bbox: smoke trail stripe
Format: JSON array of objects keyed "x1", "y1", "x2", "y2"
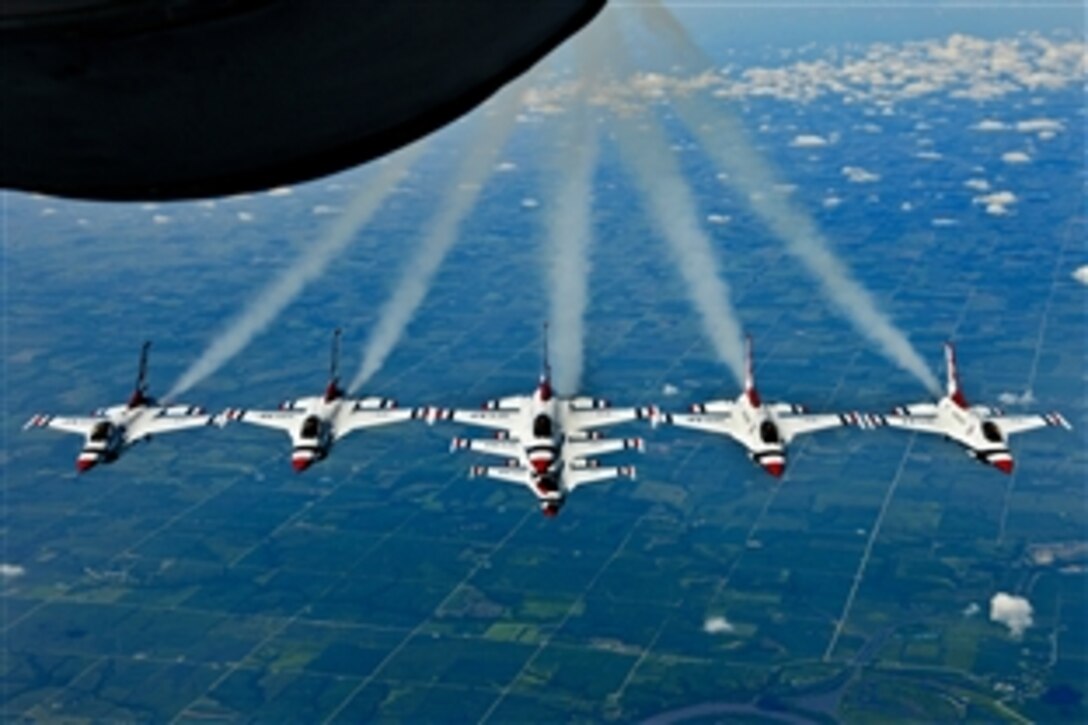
[
  {"x1": 636, "y1": 1, "x2": 941, "y2": 396},
  {"x1": 546, "y1": 94, "x2": 599, "y2": 397},
  {"x1": 166, "y1": 142, "x2": 425, "y2": 400},
  {"x1": 348, "y1": 87, "x2": 524, "y2": 392}
]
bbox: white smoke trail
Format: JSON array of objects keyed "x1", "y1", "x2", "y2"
[
  {"x1": 166, "y1": 143, "x2": 424, "y2": 400},
  {"x1": 613, "y1": 117, "x2": 747, "y2": 384},
  {"x1": 348, "y1": 89, "x2": 522, "y2": 392},
  {"x1": 634, "y1": 2, "x2": 942, "y2": 395},
  {"x1": 597, "y1": 10, "x2": 747, "y2": 384},
  {"x1": 546, "y1": 97, "x2": 599, "y2": 396}
]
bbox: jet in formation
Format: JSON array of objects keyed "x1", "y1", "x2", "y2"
[
  {"x1": 24, "y1": 334, "x2": 1073, "y2": 499},
  {"x1": 654, "y1": 337, "x2": 862, "y2": 478},
  {"x1": 214, "y1": 329, "x2": 423, "y2": 471},
  {"x1": 426, "y1": 333, "x2": 652, "y2": 516},
  {"x1": 23, "y1": 342, "x2": 211, "y2": 472},
  {"x1": 866, "y1": 342, "x2": 1071, "y2": 473}
]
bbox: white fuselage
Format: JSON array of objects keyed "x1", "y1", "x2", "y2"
[
  {"x1": 77, "y1": 401, "x2": 204, "y2": 470},
  {"x1": 919, "y1": 397, "x2": 1012, "y2": 470},
  {"x1": 282, "y1": 394, "x2": 344, "y2": 471},
  {"x1": 692, "y1": 390, "x2": 788, "y2": 476}
]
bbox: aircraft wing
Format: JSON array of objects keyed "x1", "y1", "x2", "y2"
[
  {"x1": 429, "y1": 407, "x2": 521, "y2": 432},
  {"x1": 565, "y1": 437, "x2": 643, "y2": 460},
  {"x1": 127, "y1": 408, "x2": 213, "y2": 442},
  {"x1": 872, "y1": 413, "x2": 945, "y2": 436},
  {"x1": 994, "y1": 412, "x2": 1071, "y2": 437},
  {"x1": 451, "y1": 437, "x2": 522, "y2": 459},
  {"x1": 777, "y1": 412, "x2": 859, "y2": 442},
  {"x1": 334, "y1": 404, "x2": 420, "y2": 439},
  {"x1": 469, "y1": 464, "x2": 531, "y2": 487},
  {"x1": 891, "y1": 402, "x2": 939, "y2": 416},
  {"x1": 659, "y1": 411, "x2": 744, "y2": 444},
  {"x1": 567, "y1": 464, "x2": 636, "y2": 491},
  {"x1": 216, "y1": 408, "x2": 303, "y2": 434},
  {"x1": 23, "y1": 413, "x2": 104, "y2": 436},
  {"x1": 690, "y1": 399, "x2": 736, "y2": 414},
  {"x1": 565, "y1": 405, "x2": 654, "y2": 432}
]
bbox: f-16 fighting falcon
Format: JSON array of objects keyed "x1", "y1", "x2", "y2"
[
  {"x1": 24, "y1": 342, "x2": 211, "y2": 472},
  {"x1": 867, "y1": 342, "x2": 1071, "y2": 473},
  {"x1": 428, "y1": 329, "x2": 652, "y2": 516},
  {"x1": 215, "y1": 330, "x2": 423, "y2": 472},
  {"x1": 655, "y1": 336, "x2": 861, "y2": 478}
]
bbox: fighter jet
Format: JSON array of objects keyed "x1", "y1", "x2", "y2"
[
  {"x1": 466, "y1": 457, "x2": 638, "y2": 518},
  {"x1": 866, "y1": 342, "x2": 1071, "y2": 473},
  {"x1": 427, "y1": 328, "x2": 652, "y2": 515},
  {"x1": 215, "y1": 330, "x2": 423, "y2": 471},
  {"x1": 654, "y1": 337, "x2": 860, "y2": 478},
  {"x1": 24, "y1": 342, "x2": 211, "y2": 472}
]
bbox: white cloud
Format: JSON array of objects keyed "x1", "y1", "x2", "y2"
[
  {"x1": 662, "y1": 383, "x2": 679, "y2": 397},
  {"x1": 152, "y1": 214, "x2": 171, "y2": 225},
  {"x1": 236, "y1": 211, "x2": 255, "y2": 222},
  {"x1": 707, "y1": 214, "x2": 731, "y2": 225},
  {"x1": 980, "y1": 191, "x2": 1016, "y2": 204},
  {"x1": 964, "y1": 178, "x2": 991, "y2": 192},
  {"x1": 974, "y1": 191, "x2": 1017, "y2": 216},
  {"x1": 1072, "y1": 265, "x2": 1088, "y2": 286},
  {"x1": 495, "y1": 161, "x2": 517, "y2": 172},
  {"x1": 703, "y1": 616, "x2": 735, "y2": 634},
  {"x1": 1001, "y1": 151, "x2": 1032, "y2": 164},
  {"x1": 41, "y1": 207, "x2": 57, "y2": 216},
  {"x1": 971, "y1": 119, "x2": 1009, "y2": 132},
  {"x1": 311, "y1": 205, "x2": 338, "y2": 216},
  {"x1": 1037, "y1": 130, "x2": 1057, "y2": 141},
  {"x1": 963, "y1": 602, "x2": 980, "y2": 617},
  {"x1": 900, "y1": 202, "x2": 914, "y2": 212},
  {"x1": 0, "y1": 563, "x2": 25, "y2": 578},
  {"x1": 790, "y1": 134, "x2": 829, "y2": 148},
  {"x1": 932, "y1": 218, "x2": 959, "y2": 227},
  {"x1": 198, "y1": 200, "x2": 217, "y2": 209},
  {"x1": 990, "y1": 592, "x2": 1033, "y2": 638},
  {"x1": 521, "y1": 198, "x2": 540, "y2": 209},
  {"x1": 998, "y1": 390, "x2": 1036, "y2": 406},
  {"x1": 525, "y1": 34, "x2": 1087, "y2": 113},
  {"x1": 823, "y1": 196, "x2": 843, "y2": 209},
  {"x1": 842, "y1": 166, "x2": 880, "y2": 183},
  {"x1": 915, "y1": 151, "x2": 943, "y2": 160},
  {"x1": 267, "y1": 186, "x2": 293, "y2": 197},
  {"x1": 1015, "y1": 118, "x2": 1063, "y2": 134}
]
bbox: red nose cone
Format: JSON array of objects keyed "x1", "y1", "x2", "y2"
[
  {"x1": 763, "y1": 462, "x2": 784, "y2": 478},
  {"x1": 76, "y1": 459, "x2": 96, "y2": 473},
  {"x1": 292, "y1": 457, "x2": 312, "y2": 473},
  {"x1": 993, "y1": 459, "x2": 1014, "y2": 474},
  {"x1": 530, "y1": 458, "x2": 551, "y2": 474},
  {"x1": 541, "y1": 504, "x2": 559, "y2": 518}
]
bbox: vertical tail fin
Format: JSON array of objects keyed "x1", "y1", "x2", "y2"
[
  {"x1": 944, "y1": 341, "x2": 967, "y2": 408},
  {"x1": 541, "y1": 321, "x2": 551, "y2": 382},
  {"x1": 537, "y1": 322, "x2": 553, "y2": 401},
  {"x1": 128, "y1": 341, "x2": 152, "y2": 407},
  {"x1": 136, "y1": 341, "x2": 150, "y2": 393},
  {"x1": 330, "y1": 328, "x2": 342, "y2": 384},
  {"x1": 324, "y1": 329, "x2": 343, "y2": 401},
  {"x1": 744, "y1": 334, "x2": 761, "y2": 407}
]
